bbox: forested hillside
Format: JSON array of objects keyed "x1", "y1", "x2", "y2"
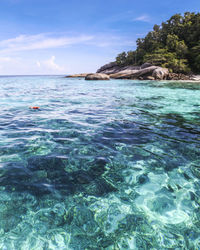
[{"x1": 116, "y1": 12, "x2": 200, "y2": 74}]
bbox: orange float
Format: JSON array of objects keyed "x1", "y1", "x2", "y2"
[{"x1": 29, "y1": 106, "x2": 40, "y2": 110}]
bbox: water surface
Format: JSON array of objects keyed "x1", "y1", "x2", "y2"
[{"x1": 0, "y1": 76, "x2": 200, "y2": 249}]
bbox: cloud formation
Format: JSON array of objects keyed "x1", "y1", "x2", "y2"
[
  {"x1": 36, "y1": 56, "x2": 64, "y2": 73},
  {"x1": 134, "y1": 15, "x2": 151, "y2": 22},
  {"x1": 0, "y1": 34, "x2": 94, "y2": 54},
  {"x1": 0, "y1": 33, "x2": 137, "y2": 74},
  {"x1": 0, "y1": 32, "x2": 136, "y2": 55}
]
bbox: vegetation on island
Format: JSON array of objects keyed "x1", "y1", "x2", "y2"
[{"x1": 116, "y1": 12, "x2": 200, "y2": 74}]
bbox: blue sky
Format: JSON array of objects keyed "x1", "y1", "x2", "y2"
[{"x1": 0, "y1": 0, "x2": 199, "y2": 75}]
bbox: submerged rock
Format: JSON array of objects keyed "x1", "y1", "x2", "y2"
[{"x1": 85, "y1": 73, "x2": 110, "y2": 80}]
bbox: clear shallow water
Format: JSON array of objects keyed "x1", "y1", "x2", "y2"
[{"x1": 0, "y1": 76, "x2": 200, "y2": 249}]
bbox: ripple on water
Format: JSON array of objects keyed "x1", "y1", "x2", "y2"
[{"x1": 0, "y1": 76, "x2": 200, "y2": 249}]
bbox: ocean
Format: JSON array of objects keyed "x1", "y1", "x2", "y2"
[{"x1": 0, "y1": 75, "x2": 200, "y2": 249}]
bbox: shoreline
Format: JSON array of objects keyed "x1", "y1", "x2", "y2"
[
  {"x1": 65, "y1": 74, "x2": 200, "y2": 83},
  {"x1": 65, "y1": 62, "x2": 200, "y2": 82}
]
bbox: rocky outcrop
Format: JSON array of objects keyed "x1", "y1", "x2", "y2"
[
  {"x1": 65, "y1": 73, "x2": 92, "y2": 78},
  {"x1": 85, "y1": 73, "x2": 110, "y2": 80},
  {"x1": 96, "y1": 62, "x2": 118, "y2": 74},
  {"x1": 110, "y1": 66, "x2": 156, "y2": 79},
  {"x1": 190, "y1": 75, "x2": 200, "y2": 81},
  {"x1": 108, "y1": 69, "x2": 139, "y2": 79},
  {"x1": 110, "y1": 66, "x2": 168, "y2": 80},
  {"x1": 167, "y1": 73, "x2": 191, "y2": 80},
  {"x1": 96, "y1": 62, "x2": 170, "y2": 80},
  {"x1": 65, "y1": 62, "x2": 197, "y2": 81},
  {"x1": 97, "y1": 62, "x2": 140, "y2": 75},
  {"x1": 152, "y1": 68, "x2": 169, "y2": 80},
  {"x1": 140, "y1": 63, "x2": 152, "y2": 69}
]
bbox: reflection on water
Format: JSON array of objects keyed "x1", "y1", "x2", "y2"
[{"x1": 0, "y1": 76, "x2": 200, "y2": 249}]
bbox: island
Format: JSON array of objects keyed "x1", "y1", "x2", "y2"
[{"x1": 66, "y1": 12, "x2": 200, "y2": 81}]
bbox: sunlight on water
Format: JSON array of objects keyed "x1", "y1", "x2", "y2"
[{"x1": 0, "y1": 76, "x2": 200, "y2": 249}]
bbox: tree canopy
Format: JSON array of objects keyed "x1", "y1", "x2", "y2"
[{"x1": 115, "y1": 12, "x2": 200, "y2": 73}]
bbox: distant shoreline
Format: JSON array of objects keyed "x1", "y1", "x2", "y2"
[{"x1": 0, "y1": 74, "x2": 199, "y2": 83}]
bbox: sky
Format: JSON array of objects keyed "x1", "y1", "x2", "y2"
[{"x1": 0, "y1": 0, "x2": 199, "y2": 75}]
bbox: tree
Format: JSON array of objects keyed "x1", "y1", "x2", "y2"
[
  {"x1": 116, "y1": 52, "x2": 127, "y2": 65},
  {"x1": 191, "y1": 43, "x2": 200, "y2": 72},
  {"x1": 114, "y1": 12, "x2": 200, "y2": 73},
  {"x1": 166, "y1": 34, "x2": 188, "y2": 58}
]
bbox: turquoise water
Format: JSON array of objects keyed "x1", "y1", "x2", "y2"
[{"x1": 0, "y1": 76, "x2": 200, "y2": 249}]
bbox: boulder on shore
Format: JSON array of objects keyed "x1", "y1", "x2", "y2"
[
  {"x1": 152, "y1": 68, "x2": 169, "y2": 80},
  {"x1": 96, "y1": 62, "x2": 118, "y2": 74},
  {"x1": 97, "y1": 62, "x2": 140, "y2": 75},
  {"x1": 85, "y1": 73, "x2": 110, "y2": 80}
]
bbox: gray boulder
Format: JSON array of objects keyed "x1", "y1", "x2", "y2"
[
  {"x1": 152, "y1": 68, "x2": 169, "y2": 80},
  {"x1": 112, "y1": 66, "x2": 158, "y2": 79},
  {"x1": 96, "y1": 62, "x2": 118, "y2": 73},
  {"x1": 85, "y1": 73, "x2": 110, "y2": 80},
  {"x1": 97, "y1": 62, "x2": 140, "y2": 75},
  {"x1": 110, "y1": 66, "x2": 169, "y2": 80}
]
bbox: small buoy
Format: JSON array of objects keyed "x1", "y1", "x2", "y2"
[{"x1": 29, "y1": 106, "x2": 40, "y2": 110}]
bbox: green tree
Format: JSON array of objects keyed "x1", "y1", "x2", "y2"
[
  {"x1": 116, "y1": 52, "x2": 127, "y2": 66},
  {"x1": 191, "y1": 43, "x2": 200, "y2": 72},
  {"x1": 114, "y1": 12, "x2": 200, "y2": 73}
]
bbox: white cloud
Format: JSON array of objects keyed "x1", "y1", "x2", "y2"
[
  {"x1": 36, "y1": 56, "x2": 64, "y2": 73},
  {"x1": 0, "y1": 32, "x2": 137, "y2": 75},
  {"x1": 0, "y1": 32, "x2": 137, "y2": 55},
  {"x1": 0, "y1": 34, "x2": 94, "y2": 54},
  {"x1": 134, "y1": 15, "x2": 151, "y2": 22}
]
